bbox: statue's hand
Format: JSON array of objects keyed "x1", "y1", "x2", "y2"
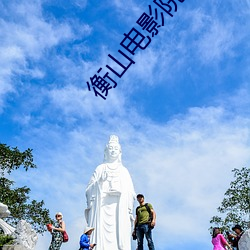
[
  {"x1": 129, "y1": 213, "x2": 135, "y2": 222},
  {"x1": 86, "y1": 195, "x2": 95, "y2": 209},
  {"x1": 88, "y1": 201, "x2": 93, "y2": 208},
  {"x1": 101, "y1": 171, "x2": 108, "y2": 181}
]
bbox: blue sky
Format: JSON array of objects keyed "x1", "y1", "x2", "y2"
[{"x1": 1, "y1": 0, "x2": 250, "y2": 249}]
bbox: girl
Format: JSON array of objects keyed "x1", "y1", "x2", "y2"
[{"x1": 212, "y1": 227, "x2": 232, "y2": 250}]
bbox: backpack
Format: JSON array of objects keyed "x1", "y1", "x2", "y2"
[{"x1": 136, "y1": 203, "x2": 154, "y2": 229}]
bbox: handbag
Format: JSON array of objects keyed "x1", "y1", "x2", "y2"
[
  {"x1": 62, "y1": 231, "x2": 69, "y2": 242},
  {"x1": 46, "y1": 224, "x2": 52, "y2": 232}
]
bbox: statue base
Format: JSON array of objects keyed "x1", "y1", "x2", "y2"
[{"x1": 1, "y1": 245, "x2": 26, "y2": 250}]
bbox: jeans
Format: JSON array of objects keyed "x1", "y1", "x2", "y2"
[{"x1": 136, "y1": 223, "x2": 155, "y2": 250}]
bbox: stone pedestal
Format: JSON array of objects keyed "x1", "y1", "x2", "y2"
[{"x1": 2, "y1": 246, "x2": 26, "y2": 250}]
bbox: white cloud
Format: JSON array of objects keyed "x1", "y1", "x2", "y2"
[
  {"x1": 188, "y1": 8, "x2": 210, "y2": 33},
  {"x1": 123, "y1": 48, "x2": 164, "y2": 87},
  {"x1": 197, "y1": 20, "x2": 235, "y2": 62},
  {"x1": 111, "y1": 0, "x2": 144, "y2": 23},
  {"x1": 73, "y1": 0, "x2": 88, "y2": 9},
  {"x1": 2, "y1": 1, "x2": 250, "y2": 250},
  {"x1": 48, "y1": 84, "x2": 127, "y2": 120},
  {"x1": 10, "y1": 91, "x2": 250, "y2": 249},
  {"x1": 177, "y1": 2, "x2": 249, "y2": 65},
  {"x1": 1, "y1": 2, "x2": 73, "y2": 58},
  {"x1": 0, "y1": 1, "x2": 78, "y2": 111}
]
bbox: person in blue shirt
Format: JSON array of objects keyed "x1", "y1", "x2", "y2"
[{"x1": 79, "y1": 227, "x2": 96, "y2": 250}]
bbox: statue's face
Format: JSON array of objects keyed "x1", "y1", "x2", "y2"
[{"x1": 107, "y1": 142, "x2": 121, "y2": 160}]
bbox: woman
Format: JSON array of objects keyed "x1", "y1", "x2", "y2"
[
  {"x1": 49, "y1": 212, "x2": 66, "y2": 250},
  {"x1": 79, "y1": 227, "x2": 96, "y2": 250},
  {"x1": 212, "y1": 227, "x2": 232, "y2": 250}
]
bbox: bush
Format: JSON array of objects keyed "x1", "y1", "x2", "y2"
[{"x1": 0, "y1": 234, "x2": 14, "y2": 247}]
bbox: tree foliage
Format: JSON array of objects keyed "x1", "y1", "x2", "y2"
[
  {"x1": 0, "y1": 143, "x2": 52, "y2": 233},
  {"x1": 0, "y1": 234, "x2": 14, "y2": 246},
  {"x1": 0, "y1": 144, "x2": 36, "y2": 175},
  {"x1": 210, "y1": 167, "x2": 250, "y2": 232}
]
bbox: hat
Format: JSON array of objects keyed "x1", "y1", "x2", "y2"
[
  {"x1": 84, "y1": 227, "x2": 94, "y2": 234},
  {"x1": 232, "y1": 225, "x2": 243, "y2": 231},
  {"x1": 55, "y1": 212, "x2": 63, "y2": 218},
  {"x1": 136, "y1": 194, "x2": 144, "y2": 198}
]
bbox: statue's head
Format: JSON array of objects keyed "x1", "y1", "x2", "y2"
[
  {"x1": 0, "y1": 202, "x2": 10, "y2": 218},
  {"x1": 104, "y1": 135, "x2": 122, "y2": 163}
]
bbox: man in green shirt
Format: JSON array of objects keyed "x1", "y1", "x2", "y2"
[{"x1": 133, "y1": 194, "x2": 156, "y2": 250}]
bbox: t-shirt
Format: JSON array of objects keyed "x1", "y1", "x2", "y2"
[{"x1": 136, "y1": 203, "x2": 153, "y2": 225}]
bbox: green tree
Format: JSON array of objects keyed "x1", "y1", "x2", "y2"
[
  {"x1": 210, "y1": 167, "x2": 250, "y2": 232},
  {"x1": 0, "y1": 143, "x2": 52, "y2": 233}
]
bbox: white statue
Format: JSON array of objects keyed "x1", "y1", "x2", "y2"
[
  {"x1": 0, "y1": 202, "x2": 11, "y2": 218},
  {"x1": 85, "y1": 135, "x2": 136, "y2": 250},
  {"x1": 0, "y1": 203, "x2": 38, "y2": 250},
  {"x1": 0, "y1": 202, "x2": 15, "y2": 235},
  {"x1": 239, "y1": 229, "x2": 250, "y2": 250},
  {"x1": 13, "y1": 220, "x2": 38, "y2": 250}
]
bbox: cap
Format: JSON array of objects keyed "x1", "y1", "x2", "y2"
[
  {"x1": 232, "y1": 225, "x2": 243, "y2": 231},
  {"x1": 136, "y1": 194, "x2": 144, "y2": 198}
]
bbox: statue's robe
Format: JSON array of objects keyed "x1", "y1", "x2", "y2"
[
  {"x1": 239, "y1": 229, "x2": 250, "y2": 250},
  {"x1": 85, "y1": 163, "x2": 135, "y2": 250}
]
